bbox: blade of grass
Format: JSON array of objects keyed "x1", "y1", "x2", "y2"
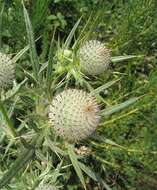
[
  {"x1": 67, "y1": 143, "x2": 87, "y2": 190},
  {"x1": 22, "y1": 0, "x2": 40, "y2": 81}
]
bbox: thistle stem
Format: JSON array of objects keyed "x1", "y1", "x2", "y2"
[{"x1": 0, "y1": 100, "x2": 17, "y2": 138}]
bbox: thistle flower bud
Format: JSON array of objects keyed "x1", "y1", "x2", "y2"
[
  {"x1": 79, "y1": 40, "x2": 110, "y2": 75},
  {"x1": 0, "y1": 52, "x2": 15, "y2": 90},
  {"x1": 49, "y1": 89, "x2": 100, "y2": 142}
]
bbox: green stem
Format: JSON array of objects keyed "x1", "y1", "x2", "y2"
[{"x1": 0, "y1": 100, "x2": 17, "y2": 138}]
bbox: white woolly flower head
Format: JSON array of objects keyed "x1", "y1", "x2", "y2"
[
  {"x1": 0, "y1": 52, "x2": 15, "y2": 90},
  {"x1": 49, "y1": 89, "x2": 100, "y2": 142},
  {"x1": 79, "y1": 40, "x2": 110, "y2": 75}
]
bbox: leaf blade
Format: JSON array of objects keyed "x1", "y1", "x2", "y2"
[
  {"x1": 67, "y1": 144, "x2": 86, "y2": 190},
  {"x1": 101, "y1": 97, "x2": 139, "y2": 116},
  {"x1": 22, "y1": 0, "x2": 40, "y2": 81}
]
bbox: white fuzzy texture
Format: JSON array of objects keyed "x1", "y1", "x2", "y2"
[
  {"x1": 0, "y1": 52, "x2": 15, "y2": 90},
  {"x1": 79, "y1": 40, "x2": 110, "y2": 75},
  {"x1": 49, "y1": 89, "x2": 100, "y2": 142}
]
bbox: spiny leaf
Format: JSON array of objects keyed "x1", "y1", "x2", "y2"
[
  {"x1": 67, "y1": 144, "x2": 86, "y2": 190},
  {"x1": 22, "y1": 0, "x2": 40, "y2": 81},
  {"x1": 90, "y1": 78, "x2": 120, "y2": 95},
  {"x1": 64, "y1": 17, "x2": 82, "y2": 49},
  {"x1": 111, "y1": 55, "x2": 142, "y2": 63},
  {"x1": 12, "y1": 37, "x2": 41, "y2": 63},
  {"x1": 0, "y1": 148, "x2": 35, "y2": 189},
  {"x1": 2, "y1": 78, "x2": 27, "y2": 101},
  {"x1": 0, "y1": 100, "x2": 17, "y2": 138},
  {"x1": 79, "y1": 162, "x2": 98, "y2": 181},
  {"x1": 103, "y1": 138, "x2": 125, "y2": 149},
  {"x1": 0, "y1": 2, "x2": 4, "y2": 49},
  {"x1": 101, "y1": 97, "x2": 139, "y2": 116},
  {"x1": 46, "y1": 28, "x2": 56, "y2": 96}
]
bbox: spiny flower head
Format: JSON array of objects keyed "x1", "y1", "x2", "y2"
[
  {"x1": 0, "y1": 52, "x2": 15, "y2": 90},
  {"x1": 49, "y1": 89, "x2": 100, "y2": 142},
  {"x1": 79, "y1": 40, "x2": 110, "y2": 75}
]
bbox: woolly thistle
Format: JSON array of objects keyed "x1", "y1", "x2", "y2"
[
  {"x1": 49, "y1": 89, "x2": 100, "y2": 142},
  {"x1": 79, "y1": 40, "x2": 110, "y2": 75},
  {"x1": 0, "y1": 52, "x2": 15, "y2": 90}
]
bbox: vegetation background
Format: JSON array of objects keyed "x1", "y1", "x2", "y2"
[{"x1": 0, "y1": 0, "x2": 157, "y2": 189}]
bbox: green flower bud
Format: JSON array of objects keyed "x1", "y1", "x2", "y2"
[
  {"x1": 49, "y1": 89, "x2": 100, "y2": 143},
  {"x1": 79, "y1": 40, "x2": 110, "y2": 75}
]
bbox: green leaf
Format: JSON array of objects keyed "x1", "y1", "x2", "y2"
[
  {"x1": 90, "y1": 78, "x2": 120, "y2": 96},
  {"x1": 79, "y1": 162, "x2": 98, "y2": 181},
  {"x1": 22, "y1": 0, "x2": 40, "y2": 81},
  {"x1": 0, "y1": 100, "x2": 17, "y2": 138},
  {"x1": 0, "y1": 2, "x2": 4, "y2": 49},
  {"x1": 31, "y1": 0, "x2": 49, "y2": 30},
  {"x1": 101, "y1": 180, "x2": 112, "y2": 190},
  {"x1": 67, "y1": 144, "x2": 86, "y2": 190},
  {"x1": 0, "y1": 148, "x2": 35, "y2": 189},
  {"x1": 111, "y1": 55, "x2": 142, "y2": 63},
  {"x1": 103, "y1": 138, "x2": 125, "y2": 149},
  {"x1": 101, "y1": 97, "x2": 139, "y2": 116},
  {"x1": 44, "y1": 137, "x2": 67, "y2": 157},
  {"x1": 2, "y1": 78, "x2": 27, "y2": 101},
  {"x1": 64, "y1": 17, "x2": 82, "y2": 49},
  {"x1": 79, "y1": 162, "x2": 112, "y2": 190},
  {"x1": 12, "y1": 37, "x2": 41, "y2": 63},
  {"x1": 46, "y1": 28, "x2": 56, "y2": 97}
]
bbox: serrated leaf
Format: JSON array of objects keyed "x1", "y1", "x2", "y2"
[
  {"x1": 67, "y1": 144, "x2": 86, "y2": 190},
  {"x1": 101, "y1": 97, "x2": 139, "y2": 116}
]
